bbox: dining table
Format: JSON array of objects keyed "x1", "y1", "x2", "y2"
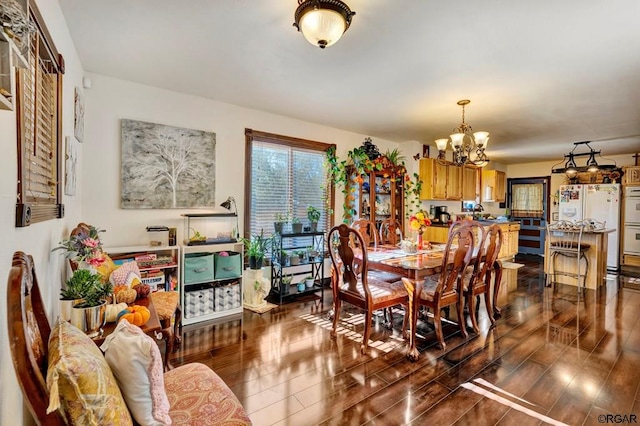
[{"x1": 359, "y1": 244, "x2": 503, "y2": 361}]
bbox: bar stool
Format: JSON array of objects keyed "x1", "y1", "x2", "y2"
[{"x1": 546, "y1": 220, "x2": 590, "y2": 293}]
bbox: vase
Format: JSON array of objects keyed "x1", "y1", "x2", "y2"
[
  {"x1": 70, "y1": 300, "x2": 106, "y2": 338},
  {"x1": 417, "y1": 233, "x2": 423, "y2": 251},
  {"x1": 60, "y1": 298, "x2": 83, "y2": 322}
]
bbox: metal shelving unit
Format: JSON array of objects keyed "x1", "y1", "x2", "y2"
[{"x1": 269, "y1": 231, "x2": 325, "y2": 304}]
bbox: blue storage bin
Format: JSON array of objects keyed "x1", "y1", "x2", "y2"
[
  {"x1": 214, "y1": 251, "x2": 241, "y2": 279},
  {"x1": 184, "y1": 253, "x2": 214, "y2": 284}
]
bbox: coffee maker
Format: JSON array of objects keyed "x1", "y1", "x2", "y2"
[{"x1": 434, "y1": 206, "x2": 450, "y2": 224}]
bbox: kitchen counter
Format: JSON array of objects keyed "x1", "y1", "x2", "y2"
[{"x1": 544, "y1": 228, "x2": 613, "y2": 289}]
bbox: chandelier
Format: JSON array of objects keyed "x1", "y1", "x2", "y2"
[
  {"x1": 293, "y1": 0, "x2": 356, "y2": 49},
  {"x1": 434, "y1": 100, "x2": 490, "y2": 167},
  {"x1": 551, "y1": 141, "x2": 618, "y2": 176}
]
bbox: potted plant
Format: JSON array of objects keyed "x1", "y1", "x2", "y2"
[
  {"x1": 304, "y1": 275, "x2": 315, "y2": 288},
  {"x1": 291, "y1": 217, "x2": 303, "y2": 233},
  {"x1": 289, "y1": 250, "x2": 300, "y2": 265},
  {"x1": 279, "y1": 249, "x2": 290, "y2": 266},
  {"x1": 274, "y1": 212, "x2": 288, "y2": 234},
  {"x1": 307, "y1": 205, "x2": 321, "y2": 232},
  {"x1": 52, "y1": 223, "x2": 107, "y2": 270},
  {"x1": 241, "y1": 230, "x2": 272, "y2": 270},
  {"x1": 281, "y1": 274, "x2": 292, "y2": 294},
  {"x1": 66, "y1": 269, "x2": 113, "y2": 337}
]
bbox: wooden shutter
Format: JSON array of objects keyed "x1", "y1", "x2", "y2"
[{"x1": 15, "y1": 2, "x2": 64, "y2": 227}]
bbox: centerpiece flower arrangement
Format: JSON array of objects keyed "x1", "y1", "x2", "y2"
[
  {"x1": 409, "y1": 210, "x2": 431, "y2": 250},
  {"x1": 53, "y1": 223, "x2": 107, "y2": 268}
]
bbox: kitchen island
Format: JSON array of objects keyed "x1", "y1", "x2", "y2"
[
  {"x1": 422, "y1": 220, "x2": 521, "y2": 261},
  {"x1": 544, "y1": 228, "x2": 613, "y2": 290}
]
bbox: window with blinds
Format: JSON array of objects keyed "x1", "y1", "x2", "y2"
[
  {"x1": 15, "y1": 1, "x2": 64, "y2": 227},
  {"x1": 244, "y1": 129, "x2": 335, "y2": 244}
]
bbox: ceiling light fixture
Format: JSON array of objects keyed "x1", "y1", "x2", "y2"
[
  {"x1": 293, "y1": 0, "x2": 356, "y2": 49},
  {"x1": 551, "y1": 141, "x2": 618, "y2": 177},
  {"x1": 434, "y1": 100, "x2": 490, "y2": 167}
]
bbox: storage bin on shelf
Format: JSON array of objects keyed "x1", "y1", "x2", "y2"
[
  {"x1": 214, "y1": 251, "x2": 241, "y2": 279},
  {"x1": 183, "y1": 253, "x2": 215, "y2": 284}
]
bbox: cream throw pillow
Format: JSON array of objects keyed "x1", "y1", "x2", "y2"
[{"x1": 101, "y1": 320, "x2": 171, "y2": 425}]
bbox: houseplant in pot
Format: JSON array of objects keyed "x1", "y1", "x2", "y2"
[
  {"x1": 291, "y1": 217, "x2": 303, "y2": 233},
  {"x1": 52, "y1": 223, "x2": 107, "y2": 271},
  {"x1": 241, "y1": 230, "x2": 272, "y2": 270},
  {"x1": 307, "y1": 205, "x2": 321, "y2": 232},
  {"x1": 274, "y1": 212, "x2": 288, "y2": 234},
  {"x1": 66, "y1": 269, "x2": 113, "y2": 337}
]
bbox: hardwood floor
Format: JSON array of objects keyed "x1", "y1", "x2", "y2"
[{"x1": 169, "y1": 255, "x2": 640, "y2": 425}]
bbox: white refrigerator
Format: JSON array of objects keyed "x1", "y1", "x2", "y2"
[{"x1": 558, "y1": 183, "x2": 621, "y2": 270}]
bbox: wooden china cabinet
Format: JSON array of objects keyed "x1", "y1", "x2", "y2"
[{"x1": 344, "y1": 166, "x2": 405, "y2": 235}]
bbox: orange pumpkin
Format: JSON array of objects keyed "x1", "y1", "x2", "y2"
[{"x1": 117, "y1": 305, "x2": 151, "y2": 326}]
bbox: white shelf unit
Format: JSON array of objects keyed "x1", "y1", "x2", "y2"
[
  {"x1": 104, "y1": 245, "x2": 180, "y2": 292},
  {"x1": 180, "y1": 242, "x2": 244, "y2": 325}
]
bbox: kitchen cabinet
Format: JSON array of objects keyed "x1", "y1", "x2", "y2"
[
  {"x1": 423, "y1": 226, "x2": 449, "y2": 244},
  {"x1": 419, "y1": 158, "x2": 462, "y2": 201},
  {"x1": 623, "y1": 166, "x2": 640, "y2": 186},
  {"x1": 345, "y1": 166, "x2": 404, "y2": 234},
  {"x1": 482, "y1": 170, "x2": 506, "y2": 203},
  {"x1": 461, "y1": 166, "x2": 479, "y2": 200}
]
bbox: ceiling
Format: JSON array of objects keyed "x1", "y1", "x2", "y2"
[{"x1": 58, "y1": 0, "x2": 640, "y2": 165}]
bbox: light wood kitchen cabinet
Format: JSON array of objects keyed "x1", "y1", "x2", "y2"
[
  {"x1": 419, "y1": 158, "x2": 462, "y2": 201},
  {"x1": 423, "y1": 226, "x2": 448, "y2": 244},
  {"x1": 446, "y1": 165, "x2": 463, "y2": 200},
  {"x1": 623, "y1": 166, "x2": 640, "y2": 185},
  {"x1": 482, "y1": 170, "x2": 506, "y2": 203},
  {"x1": 461, "y1": 166, "x2": 479, "y2": 200}
]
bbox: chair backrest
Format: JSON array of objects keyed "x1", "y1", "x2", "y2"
[
  {"x1": 7, "y1": 251, "x2": 66, "y2": 425},
  {"x1": 473, "y1": 224, "x2": 503, "y2": 287},
  {"x1": 437, "y1": 222, "x2": 475, "y2": 295},
  {"x1": 328, "y1": 224, "x2": 373, "y2": 301},
  {"x1": 546, "y1": 220, "x2": 586, "y2": 253},
  {"x1": 379, "y1": 218, "x2": 403, "y2": 246},
  {"x1": 350, "y1": 219, "x2": 379, "y2": 248}
]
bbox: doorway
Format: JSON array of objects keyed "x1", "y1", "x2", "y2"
[{"x1": 507, "y1": 177, "x2": 550, "y2": 255}]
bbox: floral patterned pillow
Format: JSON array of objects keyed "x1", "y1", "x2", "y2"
[{"x1": 46, "y1": 318, "x2": 132, "y2": 425}]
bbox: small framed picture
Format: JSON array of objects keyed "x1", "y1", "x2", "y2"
[{"x1": 422, "y1": 144, "x2": 430, "y2": 158}]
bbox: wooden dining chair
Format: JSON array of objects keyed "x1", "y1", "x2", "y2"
[
  {"x1": 379, "y1": 218, "x2": 403, "y2": 246},
  {"x1": 402, "y1": 222, "x2": 475, "y2": 354},
  {"x1": 463, "y1": 223, "x2": 503, "y2": 333},
  {"x1": 328, "y1": 224, "x2": 409, "y2": 354},
  {"x1": 350, "y1": 219, "x2": 380, "y2": 248}
]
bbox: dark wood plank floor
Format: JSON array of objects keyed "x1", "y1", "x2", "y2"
[{"x1": 169, "y1": 255, "x2": 640, "y2": 426}]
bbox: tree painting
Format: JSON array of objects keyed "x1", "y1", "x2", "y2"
[{"x1": 121, "y1": 119, "x2": 216, "y2": 208}]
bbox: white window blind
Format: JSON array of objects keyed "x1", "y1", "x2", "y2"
[{"x1": 245, "y1": 130, "x2": 334, "y2": 241}]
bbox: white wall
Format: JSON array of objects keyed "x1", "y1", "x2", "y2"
[
  {"x1": 0, "y1": 1, "x2": 86, "y2": 425},
  {"x1": 80, "y1": 74, "x2": 401, "y2": 247}
]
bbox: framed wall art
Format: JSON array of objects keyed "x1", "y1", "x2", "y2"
[
  {"x1": 121, "y1": 119, "x2": 216, "y2": 209},
  {"x1": 64, "y1": 136, "x2": 77, "y2": 196},
  {"x1": 74, "y1": 87, "x2": 84, "y2": 142}
]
